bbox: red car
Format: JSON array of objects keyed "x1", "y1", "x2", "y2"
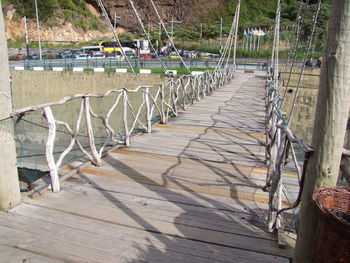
[{"x1": 138, "y1": 54, "x2": 151, "y2": 59}]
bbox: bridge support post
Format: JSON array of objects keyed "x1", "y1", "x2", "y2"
[
  {"x1": 0, "y1": 4, "x2": 21, "y2": 211},
  {"x1": 293, "y1": 1, "x2": 350, "y2": 262}
]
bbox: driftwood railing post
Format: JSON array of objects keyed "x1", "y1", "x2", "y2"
[
  {"x1": 122, "y1": 90, "x2": 131, "y2": 146},
  {"x1": 170, "y1": 82, "x2": 178, "y2": 117},
  {"x1": 43, "y1": 106, "x2": 60, "y2": 192},
  {"x1": 143, "y1": 87, "x2": 152, "y2": 133},
  {"x1": 160, "y1": 84, "x2": 166, "y2": 124},
  {"x1": 84, "y1": 97, "x2": 102, "y2": 166}
]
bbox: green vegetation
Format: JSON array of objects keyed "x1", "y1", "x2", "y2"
[
  {"x1": 4, "y1": 0, "x2": 101, "y2": 31},
  {"x1": 4, "y1": 0, "x2": 331, "y2": 59}
]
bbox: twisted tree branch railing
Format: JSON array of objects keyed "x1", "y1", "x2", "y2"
[
  {"x1": 264, "y1": 67, "x2": 349, "y2": 237},
  {"x1": 12, "y1": 66, "x2": 234, "y2": 192}
]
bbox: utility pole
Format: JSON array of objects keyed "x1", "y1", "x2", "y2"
[
  {"x1": 24, "y1": 16, "x2": 30, "y2": 56},
  {"x1": 158, "y1": 22, "x2": 162, "y2": 52},
  {"x1": 0, "y1": 2, "x2": 21, "y2": 211},
  {"x1": 293, "y1": 1, "x2": 350, "y2": 262},
  {"x1": 200, "y1": 22, "x2": 203, "y2": 40},
  {"x1": 114, "y1": 12, "x2": 121, "y2": 31},
  {"x1": 34, "y1": 0, "x2": 42, "y2": 60},
  {"x1": 170, "y1": 19, "x2": 181, "y2": 42},
  {"x1": 215, "y1": 18, "x2": 223, "y2": 52},
  {"x1": 147, "y1": 23, "x2": 156, "y2": 37},
  {"x1": 220, "y1": 18, "x2": 223, "y2": 52}
]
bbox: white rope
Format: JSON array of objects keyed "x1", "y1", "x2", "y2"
[
  {"x1": 287, "y1": 0, "x2": 322, "y2": 124},
  {"x1": 149, "y1": 0, "x2": 192, "y2": 74},
  {"x1": 96, "y1": 0, "x2": 141, "y2": 85},
  {"x1": 226, "y1": 1, "x2": 240, "y2": 67},
  {"x1": 280, "y1": 0, "x2": 310, "y2": 108},
  {"x1": 232, "y1": 0, "x2": 241, "y2": 67},
  {"x1": 216, "y1": 18, "x2": 235, "y2": 70},
  {"x1": 225, "y1": 10, "x2": 237, "y2": 66},
  {"x1": 126, "y1": 0, "x2": 168, "y2": 72}
]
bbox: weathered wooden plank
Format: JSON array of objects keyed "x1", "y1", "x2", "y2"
[
  {"x1": 65, "y1": 171, "x2": 270, "y2": 214},
  {"x1": 127, "y1": 142, "x2": 266, "y2": 161},
  {"x1": 0, "y1": 223, "x2": 145, "y2": 263},
  {"x1": 103, "y1": 154, "x2": 269, "y2": 183},
  {"x1": 21, "y1": 190, "x2": 294, "y2": 258},
  {"x1": 77, "y1": 165, "x2": 272, "y2": 202},
  {"x1": 124, "y1": 147, "x2": 266, "y2": 167},
  {"x1": 130, "y1": 135, "x2": 266, "y2": 153},
  {"x1": 137, "y1": 131, "x2": 266, "y2": 146},
  {"x1": 106, "y1": 151, "x2": 299, "y2": 183},
  {"x1": 9, "y1": 204, "x2": 289, "y2": 263},
  {"x1": 153, "y1": 124, "x2": 266, "y2": 139},
  {"x1": 58, "y1": 183, "x2": 271, "y2": 238},
  {"x1": 61, "y1": 179, "x2": 268, "y2": 225},
  {"x1": 0, "y1": 244, "x2": 64, "y2": 263}
]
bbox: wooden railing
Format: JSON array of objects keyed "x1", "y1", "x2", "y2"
[
  {"x1": 264, "y1": 67, "x2": 350, "y2": 241},
  {"x1": 12, "y1": 66, "x2": 235, "y2": 192},
  {"x1": 264, "y1": 67, "x2": 314, "y2": 246}
]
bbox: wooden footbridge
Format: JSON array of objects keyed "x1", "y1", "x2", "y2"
[{"x1": 0, "y1": 71, "x2": 295, "y2": 262}]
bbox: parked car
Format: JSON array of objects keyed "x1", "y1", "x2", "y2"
[
  {"x1": 105, "y1": 51, "x2": 121, "y2": 57},
  {"x1": 198, "y1": 52, "x2": 211, "y2": 59},
  {"x1": 150, "y1": 51, "x2": 157, "y2": 58},
  {"x1": 31, "y1": 54, "x2": 40, "y2": 60},
  {"x1": 169, "y1": 52, "x2": 180, "y2": 59},
  {"x1": 124, "y1": 50, "x2": 136, "y2": 59},
  {"x1": 138, "y1": 54, "x2": 151, "y2": 59},
  {"x1": 76, "y1": 54, "x2": 91, "y2": 59},
  {"x1": 92, "y1": 53, "x2": 105, "y2": 58}
]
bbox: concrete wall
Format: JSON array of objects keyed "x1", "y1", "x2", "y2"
[
  {"x1": 280, "y1": 67, "x2": 320, "y2": 144},
  {"x1": 10, "y1": 70, "x2": 168, "y2": 109}
]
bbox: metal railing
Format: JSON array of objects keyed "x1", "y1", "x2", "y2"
[{"x1": 9, "y1": 57, "x2": 287, "y2": 71}]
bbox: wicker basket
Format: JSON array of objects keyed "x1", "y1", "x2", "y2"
[{"x1": 312, "y1": 187, "x2": 350, "y2": 263}]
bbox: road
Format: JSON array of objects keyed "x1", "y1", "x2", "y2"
[{"x1": 9, "y1": 57, "x2": 303, "y2": 71}]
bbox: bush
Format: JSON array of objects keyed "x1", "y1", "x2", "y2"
[{"x1": 9, "y1": 55, "x2": 21, "y2": 61}]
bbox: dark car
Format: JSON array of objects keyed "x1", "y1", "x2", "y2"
[{"x1": 150, "y1": 51, "x2": 157, "y2": 58}]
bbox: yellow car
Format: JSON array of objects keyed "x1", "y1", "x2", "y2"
[
  {"x1": 198, "y1": 52, "x2": 211, "y2": 59},
  {"x1": 169, "y1": 52, "x2": 180, "y2": 59}
]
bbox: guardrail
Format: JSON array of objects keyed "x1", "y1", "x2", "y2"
[{"x1": 9, "y1": 57, "x2": 279, "y2": 72}]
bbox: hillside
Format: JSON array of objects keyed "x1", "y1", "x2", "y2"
[{"x1": 2, "y1": 0, "x2": 331, "y2": 44}]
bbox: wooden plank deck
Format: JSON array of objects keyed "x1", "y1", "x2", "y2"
[{"x1": 0, "y1": 71, "x2": 295, "y2": 262}]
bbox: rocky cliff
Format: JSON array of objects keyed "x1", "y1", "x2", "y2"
[{"x1": 3, "y1": 0, "x2": 228, "y2": 42}]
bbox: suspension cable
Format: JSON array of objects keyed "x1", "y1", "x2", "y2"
[
  {"x1": 149, "y1": 0, "x2": 192, "y2": 74},
  {"x1": 96, "y1": 0, "x2": 141, "y2": 85},
  {"x1": 274, "y1": 1, "x2": 281, "y2": 90},
  {"x1": 216, "y1": 17, "x2": 236, "y2": 70},
  {"x1": 280, "y1": 0, "x2": 310, "y2": 107},
  {"x1": 287, "y1": 0, "x2": 322, "y2": 124},
  {"x1": 226, "y1": 4, "x2": 239, "y2": 67},
  {"x1": 232, "y1": 0, "x2": 241, "y2": 67},
  {"x1": 126, "y1": 0, "x2": 168, "y2": 72},
  {"x1": 283, "y1": 0, "x2": 305, "y2": 72}
]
